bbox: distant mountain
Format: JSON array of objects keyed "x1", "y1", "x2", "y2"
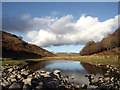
[
  {"x1": 56, "y1": 53, "x2": 80, "y2": 57},
  {"x1": 2, "y1": 31, "x2": 56, "y2": 59},
  {"x1": 80, "y1": 28, "x2": 120, "y2": 56}
]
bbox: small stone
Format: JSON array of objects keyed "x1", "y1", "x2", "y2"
[
  {"x1": 41, "y1": 73, "x2": 51, "y2": 78},
  {"x1": 12, "y1": 71, "x2": 16, "y2": 74},
  {"x1": 22, "y1": 78, "x2": 32, "y2": 85},
  {"x1": 73, "y1": 85, "x2": 80, "y2": 89},
  {"x1": 8, "y1": 68, "x2": 13, "y2": 72},
  {"x1": 10, "y1": 78, "x2": 17, "y2": 82},
  {"x1": 21, "y1": 71, "x2": 29, "y2": 75},
  {"x1": 110, "y1": 77, "x2": 114, "y2": 81},
  {"x1": 104, "y1": 77, "x2": 110, "y2": 81},
  {"x1": 35, "y1": 85, "x2": 42, "y2": 89},
  {"x1": 53, "y1": 78, "x2": 57, "y2": 81},
  {"x1": 106, "y1": 70, "x2": 110, "y2": 73},
  {"x1": 53, "y1": 69, "x2": 61, "y2": 79},
  {"x1": 21, "y1": 69, "x2": 25, "y2": 72},
  {"x1": 40, "y1": 70, "x2": 46, "y2": 73},
  {"x1": 92, "y1": 78, "x2": 99, "y2": 83},
  {"x1": 28, "y1": 74, "x2": 33, "y2": 77},
  {"x1": 106, "y1": 65, "x2": 110, "y2": 68},
  {"x1": 1, "y1": 82, "x2": 10, "y2": 87},
  {"x1": 91, "y1": 74, "x2": 95, "y2": 79},
  {"x1": 105, "y1": 72, "x2": 109, "y2": 76},
  {"x1": 110, "y1": 67, "x2": 113, "y2": 69},
  {"x1": 114, "y1": 67, "x2": 117, "y2": 70},
  {"x1": 17, "y1": 74, "x2": 22, "y2": 79},
  {"x1": 7, "y1": 78, "x2": 11, "y2": 82},
  {"x1": 111, "y1": 69, "x2": 114, "y2": 71},
  {"x1": 63, "y1": 77, "x2": 69, "y2": 83},
  {"x1": 99, "y1": 75, "x2": 104, "y2": 78},
  {"x1": 53, "y1": 69, "x2": 60, "y2": 75},
  {"x1": 38, "y1": 82, "x2": 43, "y2": 86},
  {"x1": 117, "y1": 71, "x2": 119, "y2": 73},
  {"x1": 46, "y1": 71, "x2": 51, "y2": 75},
  {"x1": 10, "y1": 74, "x2": 16, "y2": 78},
  {"x1": 81, "y1": 84, "x2": 87, "y2": 89}
]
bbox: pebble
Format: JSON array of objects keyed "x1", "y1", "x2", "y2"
[
  {"x1": 10, "y1": 78, "x2": 17, "y2": 82},
  {"x1": 91, "y1": 78, "x2": 99, "y2": 83},
  {"x1": 22, "y1": 78, "x2": 32, "y2": 85},
  {"x1": 81, "y1": 84, "x2": 87, "y2": 89},
  {"x1": 104, "y1": 77, "x2": 110, "y2": 81},
  {"x1": 8, "y1": 68, "x2": 13, "y2": 72}
]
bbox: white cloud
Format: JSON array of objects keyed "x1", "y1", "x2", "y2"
[
  {"x1": 21, "y1": 13, "x2": 31, "y2": 20},
  {"x1": 27, "y1": 14, "x2": 119, "y2": 47}
]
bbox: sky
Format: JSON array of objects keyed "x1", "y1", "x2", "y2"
[{"x1": 2, "y1": 2, "x2": 119, "y2": 53}]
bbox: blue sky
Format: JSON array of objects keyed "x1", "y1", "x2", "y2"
[
  {"x1": 3, "y1": 2, "x2": 118, "y2": 20},
  {"x1": 2, "y1": 2, "x2": 119, "y2": 53}
]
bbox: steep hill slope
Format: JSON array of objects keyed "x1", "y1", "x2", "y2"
[
  {"x1": 80, "y1": 28, "x2": 120, "y2": 56},
  {"x1": 2, "y1": 31, "x2": 56, "y2": 59}
]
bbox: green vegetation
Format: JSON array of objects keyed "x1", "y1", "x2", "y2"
[
  {"x1": 1, "y1": 54, "x2": 119, "y2": 68},
  {"x1": 25, "y1": 55, "x2": 119, "y2": 66},
  {"x1": 1, "y1": 60, "x2": 27, "y2": 66}
]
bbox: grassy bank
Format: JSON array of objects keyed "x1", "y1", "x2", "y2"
[
  {"x1": 26, "y1": 55, "x2": 119, "y2": 62},
  {"x1": 0, "y1": 60, "x2": 27, "y2": 66},
  {"x1": 1, "y1": 55, "x2": 119, "y2": 67},
  {"x1": 26, "y1": 55, "x2": 119, "y2": 67}
]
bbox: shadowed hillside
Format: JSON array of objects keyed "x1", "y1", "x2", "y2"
[
  {"x1": 2, "y1": 31, "x2": 56, "y2": 59},
  {"x1": 80, "y1": 28, "x2": 120, "y2": 56}
]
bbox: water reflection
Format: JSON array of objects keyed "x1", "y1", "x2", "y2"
[
  {"x1": 28, "y1": 60, "x2": 119, "y2": 86},
  {"x1": 44, "y1": 60, "x2": 84, "y2": 71},
  {"x1": 28, "y1": 60, "x2": 54, "y2": 71},
  {"x1": 28, "y1": 60, "x2": 109, "y2": 86},
  {"x1": 80, "y1": 62, "x2": 107, "y2": 75},
  {"x1": 28, "y1": 60, "x2": 107, "y2": 75}
]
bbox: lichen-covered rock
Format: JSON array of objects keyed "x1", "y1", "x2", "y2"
[{"x1": 9, "y1": 82, "x2": 23, "y2": 89}]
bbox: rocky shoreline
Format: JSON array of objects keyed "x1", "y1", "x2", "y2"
[{"x1": 1, "y1": 64, "x2": 120, "y2": 90}]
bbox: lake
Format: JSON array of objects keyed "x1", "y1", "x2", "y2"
[{"x1": 28, "y1": 60, "x2": 108, "y2": 87}]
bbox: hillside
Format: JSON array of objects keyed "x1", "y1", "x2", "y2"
[
  {"x1": 80, "y1": 28, "x2": 120, "y2": 56},
  {"x1": 2, "y1": 31, "x2": 56, "y2": 59}
]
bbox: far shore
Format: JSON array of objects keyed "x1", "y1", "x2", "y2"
[{"x1": 1, "y1": 54, "x2": 119, "y2": 69}]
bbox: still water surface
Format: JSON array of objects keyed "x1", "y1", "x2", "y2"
[{"x1": 28, "y1": 60, "x2": 107, "y2": 86}]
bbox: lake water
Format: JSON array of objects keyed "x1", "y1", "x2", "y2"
[{"x1": 28, "y1": 60, "x2": 107, "y2": 86}]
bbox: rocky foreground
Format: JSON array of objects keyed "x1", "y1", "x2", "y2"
[{"x1": 1, "y1": 64, "x2": 120, "y2": 90}]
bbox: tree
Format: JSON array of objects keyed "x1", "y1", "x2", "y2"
[{"x1": 85, "y1": 40, "x2": 95, "y2": 47}]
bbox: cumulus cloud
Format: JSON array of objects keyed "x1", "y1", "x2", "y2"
[
  {"x1": 2, "y1": 13, "x2": 56, "y2": 33},
  {"x1": 3, "y1": 12, "x2": 118, "y2": 46},
  {"x1": 27, "y1": 14, "x2": 119, "y2": 47}
]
